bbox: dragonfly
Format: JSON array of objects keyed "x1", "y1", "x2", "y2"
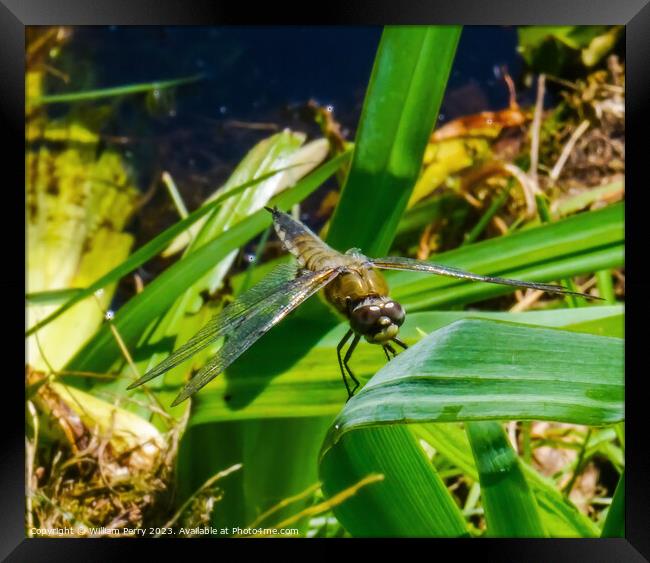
[{"x1": 128, "y1": 207, "x2": 597, "y2": 406}]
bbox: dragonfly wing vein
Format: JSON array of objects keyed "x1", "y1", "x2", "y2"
[
  {"x1": 170, "y1": 267, "x2": 340, "y2": 405},
  {"x1": 372, "y1": 256, "x2": 595, "y2": 298},
  {"x1": 127, "y1": 263, "x2": 299, "y2": 389}
]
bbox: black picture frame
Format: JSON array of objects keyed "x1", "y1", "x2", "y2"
[{"x1": 8, "y1": 1, "x2": 648, "y2": 560}]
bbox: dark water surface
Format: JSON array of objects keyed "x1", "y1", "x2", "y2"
[
  {"x1": 71, "y1": 26, "x2": 526, "y2": 130},
  {"x1": 62, "y1": 26, "x2": 529, "y2": 207},
  {"x1": 54, "y1": 27, "x2": 531, "y2": 258}
]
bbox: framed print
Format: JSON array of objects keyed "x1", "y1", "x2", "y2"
[{"x1": 6, "y1": 0, "x2": 647, "y2": 559}]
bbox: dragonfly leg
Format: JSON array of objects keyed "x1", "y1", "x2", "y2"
[
  {"x1": 393, "y1": 337, "x2": 408, "y2": 350},
  {"x1": 382, "y1": 345, "x2": 392, "y2": 362},
  {"x1": 336, "y1": 329, "x2": 354, "y2": 398},
  {"x1": 343, "y1": 334, "x2": 361, "y2": 400},
  {"x1": 385, "y1": 343, "x2": 397, "y2": 357}
]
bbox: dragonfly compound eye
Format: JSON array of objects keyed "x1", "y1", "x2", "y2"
[
  {"x1": 383, "y1": 301, "x2": 405, "y2": 326},
  {"x1": 350, "y1": 304, "x2": 382, "y2": 334},
  {"x1": 350, "y1": 301, "x2": 402, "y2": 343}
]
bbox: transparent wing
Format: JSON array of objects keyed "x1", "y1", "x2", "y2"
[
  {"x1": 169, "y1": 267, "x2": 340, "y2": 406},
  {"x1": 127, "y1": 263, "x2": 299, "y2": 390},
  {"x1": 371, "y1": 256, "x2": 598, "y2": 299}
]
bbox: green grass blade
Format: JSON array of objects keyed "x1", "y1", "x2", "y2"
[
  {"x1": 324, "y1": 319, "x2": 623, "y2": 448},
  {"x1": 30, "y1": 74, "x2": 203, "y2": 105},
  {"x1": 64, "y1": 151, "x2": 350, "y2": 373},
  {"x1": 466, "y1": 421, "x2": 546, "y2": 537},
  {"x1": 26, "y1": 288, "x2": 83, "y2": 306},
  {"x1": 596, "y1": 269, "x2": 617, "y2": 304},
  {"x1": 319, "y1": 426, "x2": 468, "y2": 537},
  {"x1": 326, "y1": 25, "x2": 462, "y2": 256}
]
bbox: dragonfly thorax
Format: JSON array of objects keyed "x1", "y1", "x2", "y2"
[
  {"x1": 323, "y1": 267, "x2": 389, "y2": 315},
  {"x1": 349, "y1": 296, "x2": 405, "y2": 344}
]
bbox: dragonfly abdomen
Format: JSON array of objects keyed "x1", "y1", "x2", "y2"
[{"x1": 268, "y1": 207, "x2": 342, "y2": 271}]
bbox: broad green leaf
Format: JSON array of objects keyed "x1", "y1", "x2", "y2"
[
  {"x1": 319, "y1": 318, "x2": 621, "y2": 538},
  {"x1": 242, "y1": 417, "x2": 332, "y2": 532},
  {"x1": 176, "y1": 416, "x2": 331, "y2": 534},
  {"x1": 324, "y1": 319, "x2": 623, "y2": 447}
]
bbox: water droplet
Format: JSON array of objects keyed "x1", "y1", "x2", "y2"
[
  {"x1": 326, "y1": 105, "x2": 334, "y2": 113},
  {"x1": 219, "y1": 106, "x2": 227, "y2": 114},
  {"x1": 94, "y1": 288, "x2": 104, "y2": 297},
  {"x1": 105, "y1": 310, "x2": 114, "y2": 321}
]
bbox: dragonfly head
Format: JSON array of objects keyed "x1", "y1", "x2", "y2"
[{"x1": 349, "y1": 297, "x2": 405, "y2": 344}]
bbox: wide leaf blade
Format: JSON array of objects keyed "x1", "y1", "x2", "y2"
[{"x1": 325, "y1": 319, "x2": 623, "y2": 447}]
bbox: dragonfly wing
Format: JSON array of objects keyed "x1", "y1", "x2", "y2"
[
  {"x1": 170, "y1": 267, "x2": 340, "y2": 406},
  {"x1": 371, "y1": 256, "x2": 597, "y2": 298},
  {"x1": 127, "y1": 263, "x2": 299, "y2": 389}
]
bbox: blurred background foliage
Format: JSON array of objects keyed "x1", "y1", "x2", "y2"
[{"x1": 25, "y1": 25, "x2": 624, "y2": 537}]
